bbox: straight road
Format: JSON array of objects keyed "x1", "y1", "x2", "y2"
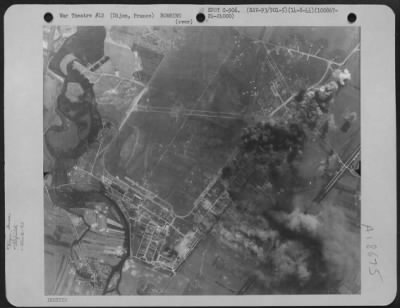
[{"x1": 314, "y1": 145, "x2": 360, "y2": 203}]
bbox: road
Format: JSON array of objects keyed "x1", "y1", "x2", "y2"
[
  {"x1": 117, "y1": 38, "x2": 171, "y2": 133},
  {"x1": 90, "y1": 32, "x2": 360, "y2": 289},
  {"x1": 313, "y1": 145, "x2": 360, "y2": 203},
  {"x1": 265, "y1": 43, "x2": 359, "y2": 118},
  {"x1": 147, "y1": 48, "x2": 236, "y2": 178},
  {"x1": 262, "y1": 41, "x2": 360, "y2": 67},
  {"x1": 118, "y1": 86, "x2": 149, "y2": 131},
  {"x1": 133, "y1": 105, "x2": 242, "y2": 120}
]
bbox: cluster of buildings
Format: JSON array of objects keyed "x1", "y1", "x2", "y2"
[
  {"x1": 100, "y1": 164, "x2": 235, "y2": 276},
  {"x1": 102, "y1": 174, "x2": 178, "y2": 275}
]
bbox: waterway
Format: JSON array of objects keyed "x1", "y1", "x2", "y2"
[{"x1": 44, "y1": 26, "x2": 130, "y2": 294}]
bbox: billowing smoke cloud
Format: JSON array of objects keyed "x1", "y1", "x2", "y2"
[
  {"x1": 318, "y1": 203, "x2": 360, "y2": 292},
  {"x1": 267, "y1": 199, "x2": 360, "y2": 292},
  {"x1": 218, "y1": 191, "x2": 359, "y2": 293},
  {"x1": 272, "y1": 208, "x2": 320, "y2": 236},
  {"x1": 269, "y1": 240, "x2": 312, "y2": 285}
]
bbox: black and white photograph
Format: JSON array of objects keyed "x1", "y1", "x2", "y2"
[
  {"x1": 4, "y1": 4, "x2": 396, "y2": 306},
  {"x1": 43, "y1": 25, "x2": 361, "y2": 295}
]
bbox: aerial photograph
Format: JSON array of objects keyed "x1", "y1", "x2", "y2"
[{"x1": 43, "y1": 26, "x2": 360, "y2": 295}]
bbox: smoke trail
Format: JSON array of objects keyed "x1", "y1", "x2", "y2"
[
  {"x1": 318, "y1": 202, "x2": 360, "y2": 292},
  {"x1": 268, "y1": 199, "x2": 360, "y2": 292},
  {"x1": 272, "y1": 208, "x2": 320, "y2": 236}
]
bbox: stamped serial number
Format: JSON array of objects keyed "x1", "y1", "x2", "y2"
[
  {"x1": 362, "y1": 224, "x2": 384, "y2": 282},
  {"x1": 48, "y1": 297, "x2": 68, "y2": 302}
]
